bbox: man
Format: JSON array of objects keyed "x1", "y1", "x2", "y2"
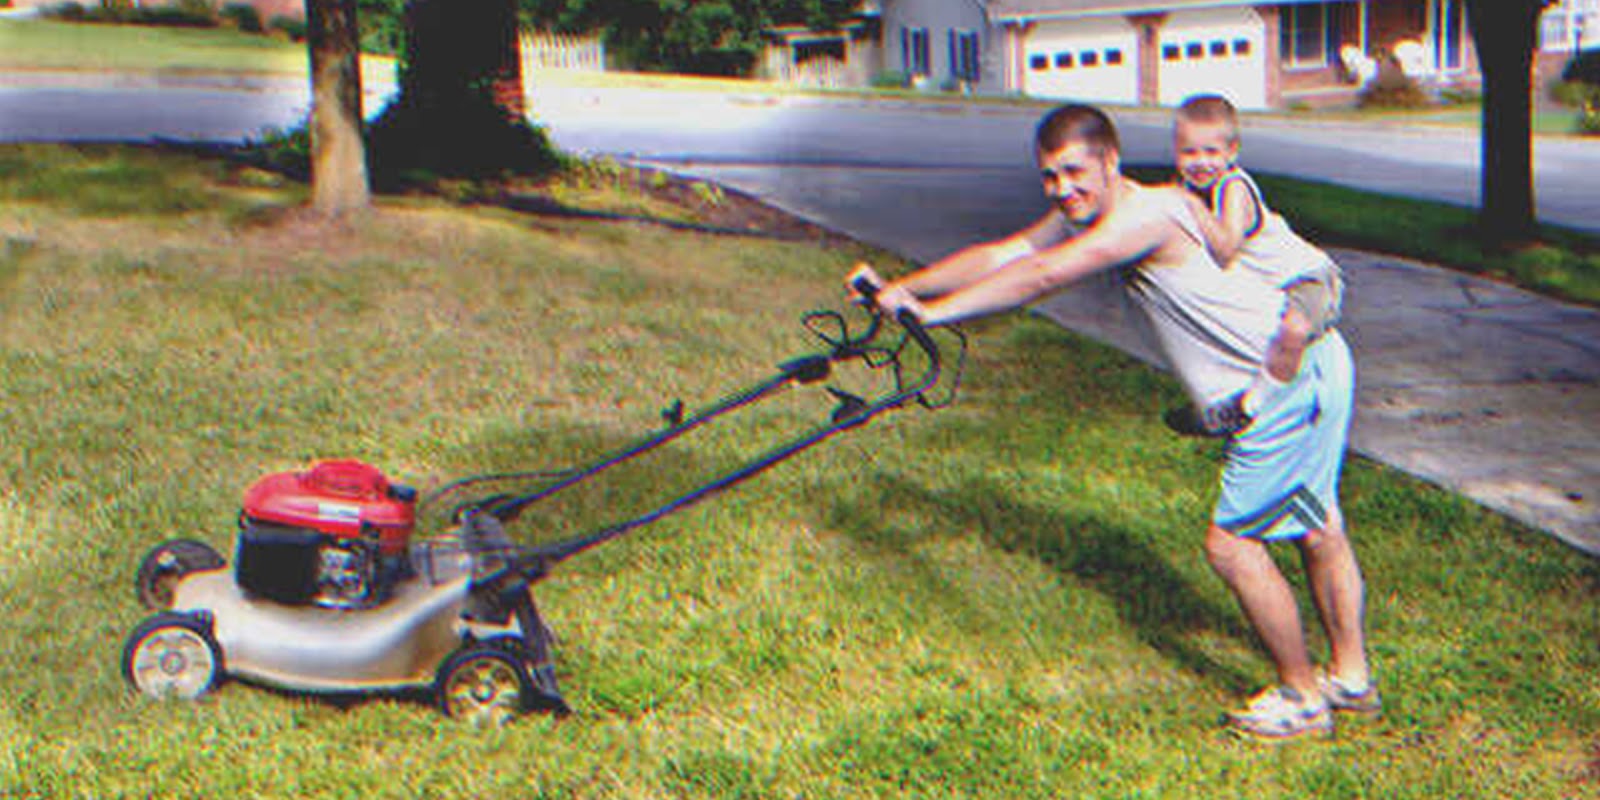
[{"x1": 859, "y1": 104, "x2": 1377, "y2": 742}]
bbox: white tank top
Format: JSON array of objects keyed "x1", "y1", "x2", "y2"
[{"x1": 1117, "y1": 183, "x2": 1282, "y2": 409}]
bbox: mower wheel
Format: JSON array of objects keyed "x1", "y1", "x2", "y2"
[
  {"x1": 121, "y1": 612, "x2": 224, "y2": 701},
  {"x1": 136, "y1": 539, "x2": 225, "y2": 611},
  {"x1": 436, "y1": 644, "x2": 535, "y2": 725}
]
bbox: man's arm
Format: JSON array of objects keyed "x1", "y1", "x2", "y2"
[
  {"x1": 916, "y1": 188, "x2": 1175, "y2": 326},
  {"x1": 888, "y1": 210, "x2": 1071, "y2": 299}
]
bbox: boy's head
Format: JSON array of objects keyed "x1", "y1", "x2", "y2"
[
  {"x1": 1035, "y1": 104, "x2": 1122, "y2": 225},
  {"x1": 1173, "y1": 94, "x2": 1240, "y2": 193}
]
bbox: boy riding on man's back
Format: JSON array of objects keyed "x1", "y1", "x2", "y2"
[{"x1": 1171, "y1": 94, "x2": 1346, "y2": 434}]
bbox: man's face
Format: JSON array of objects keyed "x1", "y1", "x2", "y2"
[
  {"x1": 1173, "y1": 119, "x2": 1238, "y2": 192},
  {"x1": 1038, "y1": 139, "x2": 1118, "y2": 225}
]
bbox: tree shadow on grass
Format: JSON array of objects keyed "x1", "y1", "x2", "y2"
[{"x1": 826, "y1": 470, "x2": 1260, "y2": 694}]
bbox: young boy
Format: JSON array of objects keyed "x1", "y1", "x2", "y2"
[{"x1": 1172, "y1": 94, "x2": 1345, "y2": 430}]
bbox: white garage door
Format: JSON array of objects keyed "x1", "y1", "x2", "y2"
[
  {"x1": 1023, "y1": 17, "x2": 1139, "y2": 106},
  {"x1": 1157, "y1": 7, "x2": 1268, "y2": 110}
]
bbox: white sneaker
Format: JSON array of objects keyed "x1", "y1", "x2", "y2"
[{"x1": 1224, "y1": 686, "x2": 1334, "y2": 742}]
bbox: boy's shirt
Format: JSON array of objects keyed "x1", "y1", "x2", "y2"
[{"x1": 1202, "y1": 167, "x2": 1338, "y2": 289}]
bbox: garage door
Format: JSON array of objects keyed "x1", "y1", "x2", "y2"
[
  {"x1": 1157, "y1": 7, "x2": 1267, "y2": 110},
  {"x1": 1023, "y1": 17, "x2": 1138, "y2": 106}
]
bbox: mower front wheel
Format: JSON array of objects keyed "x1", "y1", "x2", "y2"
[
  {"x1": 122, "y1": 612, "x2": 225, "y2": 701},
  {"x1": 436, "y1": 644, "x2": 535, "y2": 725},
  {"x1": 136, "y1": 539, "x2": 225, "y2": 611}
]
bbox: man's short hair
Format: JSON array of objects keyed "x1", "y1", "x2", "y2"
[
  {"x1": 1035, "y1": 104, "x2": 1120, "y2": 156},
  {"x1": 1175, "y1": 94, "x2": 1240, "y2": 140}
]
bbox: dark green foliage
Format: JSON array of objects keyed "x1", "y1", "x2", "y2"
[
  {"x1": 1561, "y1": 47, "x2": 1600, "y2": 86},
  {"x1": 267, "y1": 13, "x2": 304, "y2": 41},
  {"x1": 219, "y1": 2, "x2": 262, "y2": 33},
  {"x1": 43, "y1": 0, "x2": 218, "y2": 26},
  {"x1": 357, "y1": 0, "x2": 405, "y2": 55},
  {"x1": 516, "y1": 0, "x2": 860, "y2": 75}
]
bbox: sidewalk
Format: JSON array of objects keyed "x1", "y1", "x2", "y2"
[{"x1": 1032, "y1": 249, "x2": 1600, "y2": 554}]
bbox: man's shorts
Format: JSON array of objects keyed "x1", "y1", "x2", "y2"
[
  {"x1": 1214, "y1": 330, "x2": 1354, "y2": 540},
  {"x1": 1283, "y1": 260, "x2": 1344, "y2": 342}
]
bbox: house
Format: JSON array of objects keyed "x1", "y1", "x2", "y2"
[
  {"x1": 766, "y1": 1, "x2": 1590, "y2": 110},
  {"x1": 878, "y1": 1, "x2": 1491, "y2": 110}
]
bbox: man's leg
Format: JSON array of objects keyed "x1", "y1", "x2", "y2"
[
  {"x1": 1204, "y1": 524, "x2": 1315, "y2": 696},
  {"x1": 1296, "y1": 509, "x2": 1371, "y2": 687}
]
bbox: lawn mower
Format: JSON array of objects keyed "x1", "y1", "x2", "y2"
[{"x1": 120, "y1": 275, "x2": 961, "y2": 724}]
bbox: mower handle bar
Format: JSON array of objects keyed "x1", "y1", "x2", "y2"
[{"x1": 469, "y1": 290, "x2": 950, "y2": 578}]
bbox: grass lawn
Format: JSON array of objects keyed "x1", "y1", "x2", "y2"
[
  {"x1": 0, "y1": 17, "x2": 394, "y2": 82},
  {"x1": 0, "y1": 144, "x2": 1596, "y2": 799}
]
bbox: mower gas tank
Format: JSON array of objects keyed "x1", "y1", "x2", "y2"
[{"x1": 242, "y1": 460, "x2": 416, "y2": 556}]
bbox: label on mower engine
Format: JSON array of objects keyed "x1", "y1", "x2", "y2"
[{"x1": 317, "y1": 502, "x2": 363, "y2": 524}]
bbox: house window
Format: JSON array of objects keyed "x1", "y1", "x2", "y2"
[
  {"x1": 1056, "y1": 52, "x2": 1074, "y2": 68},
  {"x1": 949, "y1": 30, "x2": 981, "y2": 82},
  {"x1": 1186, "y1": 42, "x2": 1204, "y2": 59},
  {"x1": 901, "y1": 27, "x2": 930, "y2": 76},
  {"x1": 1539, "y1": 1, "x2": 1599, "y2": 51},
  {"x1": 1163, "y1": 44, "x2": 1180, "y2": 60},
  {"x1": 1106, "y1": 49, "x2": 1123, "y2": 65},
  {"x1": 1233, "y1": 38, "x2": 1251, "y2": 56},
  {"x1": 1210, "y1": 40, "x2": 1228, "y2": 57},
  {"x1": 1030, "y1": 54, "x2": 1049, "y2": 70},
  {"x1": 1280, "y1": 2, "x2": 1332, "y2": 68},
  {"x1": 1081, "y1": 50, "x2": 1099, "y2": 66},
  {"x1": 1432, "y1": 0, "x2": 1466, "y2": 71}
]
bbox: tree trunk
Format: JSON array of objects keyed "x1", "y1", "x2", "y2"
[
  {"x1": 365, "y1": 0, "x2": 554, "y2": 182},
  {"x1": 1466, "y1": 0, "x2": 1551, "y2": 244},
  {"x1": 307, "y1": 0, "x2": 370, "y2": 215},
  {"x1": 402, "y1": 0, "x2": 524, "y2": 118}
]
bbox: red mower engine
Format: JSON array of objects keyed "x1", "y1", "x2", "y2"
[{"x1": 235, "y1": 460, "x2": 418, "y2": 609}]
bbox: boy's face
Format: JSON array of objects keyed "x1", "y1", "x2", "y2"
[
  {"x1": 1038, "y1": 139, "x2": 1119, "y2": 225},
  {"x1": 1174, "y1": 119, "x2": 1239, "y2": 192}
]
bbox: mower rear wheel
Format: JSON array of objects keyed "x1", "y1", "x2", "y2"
[
  {"x1": 136, "y1": 539, "x2": 225, "y2": 611},
  {"x1": 122, "y1": 613, "x2": 224, "y2": 701},
  {"x1": 437, "y1": 644, "x2": 534, "y2": 725}
]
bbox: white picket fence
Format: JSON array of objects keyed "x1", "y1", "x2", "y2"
[{"x1": 520, "y1": 31, "x2": 605, "y2": 73}]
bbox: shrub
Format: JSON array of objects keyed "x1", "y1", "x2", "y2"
[
  {"x1": 268, "y1": 14, "x2": 305, "y2": 41},
  {"x1": 870, "y1": 70, "x2": 909, "y2": 90},
  {"x1": 1358, "y1": 57, "x2": 1431, "y2": 109},
  {"x1": 44, "y1": 2, "x2": 86, "y2": 20},
  {"x1": 220, "y1": 2, "x2": 263, "y2": 33},
  {"x1": 1579, "y1": 104, "x2": 1600, "y2": 136}
]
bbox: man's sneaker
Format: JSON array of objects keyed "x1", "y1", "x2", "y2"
[
  {"x1": 1223, "y1": 686, "x2": 1334, "y2": 742},
  {"x1": 1317, "y1": 670, "x2": 1382, "y2": 716}
]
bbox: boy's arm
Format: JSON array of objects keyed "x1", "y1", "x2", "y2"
[
  {"x1": 888, "y1": 210, "x2": 1071, "y2": 299},
  {"x1": 915, "y1": 190, "x2": 1172, "y2": 326},
  {"x1": 1191, "y1": 177, "x2": 1259, "y2": 266}
]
